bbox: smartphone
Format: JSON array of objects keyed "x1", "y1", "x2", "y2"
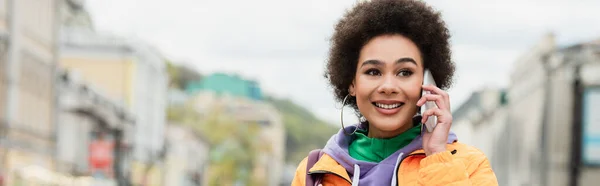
[{"x1": 421, "y1": 70, "x2": 438, "y2": 132}]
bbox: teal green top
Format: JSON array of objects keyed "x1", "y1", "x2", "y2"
[{"x1": 348, "y1": 124, "x2": 422, "y2": 163}]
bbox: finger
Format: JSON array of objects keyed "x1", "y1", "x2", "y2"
[
  {"x1": 422, "y1": 85, "x2": 451, "y2": 109},
  {"x1": 421, "y1": 108, "x2": 440, "y2": 124},
  {"x1": 422, "y1": 128, "x2": 432, "y2": 142},
  {"x1": 421, "y1": 108, "x2": 451, "y2": 125},
  {"x1": 422, "y1": 84, "x2": 446, "y2": 96},
  {"x1": 416, "y1": 94, "x2": 447, "y2": 111}
]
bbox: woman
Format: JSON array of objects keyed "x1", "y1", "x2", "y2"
[{"x1": 292, "y1": 0, "x2": 498, "y2": 185}]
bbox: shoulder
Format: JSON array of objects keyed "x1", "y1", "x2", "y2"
[
  {"x1": 447, "y1": 142, "x2": 490, "y2": 163},
  {"x1": 448, "y1": 142, "x2": 492, "y2": 168},
  {"x1": 449, "y1": 142, "x2": 486, "y2": 156},
  {"x1": 447, "y1": 142, "x2": 498, "y2": 184},
  {"x1": 295, "y1": 156, "x2": 309, "y2": 173},
  {"x1": 291, "y1": 157, "x2": 309, "y2": 186}
]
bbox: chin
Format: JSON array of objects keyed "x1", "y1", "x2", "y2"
[
  {"x1": 369, "y1": 118, "x2": 409, "y2": 132},
  {"x1": 363, "y1": 114, "x2": 414, "y2": 138}
]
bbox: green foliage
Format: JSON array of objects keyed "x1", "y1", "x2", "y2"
[
  {"x1": 265, "y1": 96, "x2": 338, "y2": 164},
  {"x1": 203, "y1": 109, "x2": 265, "y2": 185},
  {"x1": 167, "y1": 103, "x2": 266, "y2": 185},
  {"x1": 165, "y1": 59, "x2": 338, "y2": 182},
  {"x1": 165, "y1": 60, "x2": 203, "y2": 89},
  {"x1": 167, "y1": 95, "x2": 338, "y2": 183}
]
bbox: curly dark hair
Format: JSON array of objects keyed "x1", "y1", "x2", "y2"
[{"x1": 325, "y1": 0, "x2": 455, "y2": 114}]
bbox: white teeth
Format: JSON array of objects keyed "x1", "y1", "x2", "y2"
[{"x1": 375, "y1": 103, "x2": 402, "y2": 109}]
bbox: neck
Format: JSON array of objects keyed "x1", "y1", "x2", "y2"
[{"x1": 367, "y1": 119, "x2": 415, "y2": 139}]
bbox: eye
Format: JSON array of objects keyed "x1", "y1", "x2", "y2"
[
  {"x1": 397, "y1": 69, "x2": 413, "y2": 77},
  {"x1": 365, "y1": 69, "x2": 381, "y2": 76}
]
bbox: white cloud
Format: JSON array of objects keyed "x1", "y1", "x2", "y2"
[{"x1": 86, "y1": 0, "x2": 600, "y2": 124}]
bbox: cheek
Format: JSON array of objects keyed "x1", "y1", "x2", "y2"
[
  {"x1": 353, "y1": 83, "x2": 376, "y2": 108},
  {"x1": 353, "y1": 77, "x2": 375, "y2": 97},
  {"x1": 355, "y1": 88, "x2": 372, "y2": 104},
  {"x1": 405, "y1": 83, "x2": 423, "y2": 102}
]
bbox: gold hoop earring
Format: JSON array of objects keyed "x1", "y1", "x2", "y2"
[{"x1": 341, "y1": 94, "x2": 359, "y2": 136}]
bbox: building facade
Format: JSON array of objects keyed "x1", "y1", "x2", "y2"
[
  {"x1": 510, "y1": 36, "x2": 600, "y2": 186},
  {"x1": 187, "y1": 73, "x2": 285, "y2": 186},
  {"x1": 0, "y1": 0, "x2": 60, "y2": 185},
  {"x1": 57, "y1": 69, "x2": 135, "y2": 186},
  {"x1": 163, "y1": 124, "x2": 210, "y2": 186},
  {"x1": 451, "y1": 88, "x2": 509, "y2": 185},
  {"x1": 60, "y1": 0, "x2": 94, "y2": 31},
  {"x1": 59, "y1": 28, "x2": 168, "y2": 185},
  {"x1": 453, "y1": 35, "x2": 600, "y2": 186}
]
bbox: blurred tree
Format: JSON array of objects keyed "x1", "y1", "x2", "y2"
[
  {"x1": 165, "y1": 60, "x2": 203, "y2": 89},
  {"x1": 201, "y1": 105, "x2": 268, "y2": 186},
  {"x1": 165, "y1": 61, "x2": 337, "y2": 182},
  {"x1": 165, "y1": 60, "x2": 181, "y2": 89},
  {"x1": 264, "y1": 96, "x2": 338, "y2": 164},
  {"x1": 168, "y1": 101, "x2": 268, "y2": 186}
]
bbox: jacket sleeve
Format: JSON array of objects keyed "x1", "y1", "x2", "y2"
[
  {"x1": 291, "y1": 157, "x2": 308, "y2": 186},
  {"x1": 417, "y1": 150, "x2": 498, "y2": 186}
]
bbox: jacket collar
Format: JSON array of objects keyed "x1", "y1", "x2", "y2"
[
  {"x1": 308, "y1": 154, "x2": 352, "y2": 183},
  {"x1": 308, "y1": 142, "x2": 461, "y2": 183}
]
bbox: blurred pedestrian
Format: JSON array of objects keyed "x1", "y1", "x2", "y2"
[{"x1": 291, "y1": 0, "x2": 498, "y2": 185}]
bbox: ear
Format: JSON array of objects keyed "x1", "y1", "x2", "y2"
[{"x1": 349, "y1": 82, "x2": 356, "y2": 96}]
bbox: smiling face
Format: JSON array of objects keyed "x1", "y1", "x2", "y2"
[{"x1": 349, "y1": 34, "x2": 424, "y2": 138}]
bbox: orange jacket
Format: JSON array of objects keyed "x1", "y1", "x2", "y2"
[{"x1": 292, "y1": 141, "x2": 498, "y2": 186}]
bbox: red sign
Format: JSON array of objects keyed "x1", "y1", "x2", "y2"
[{"x1": 89, "y1": 140, "x2": 114, "y2": 169}]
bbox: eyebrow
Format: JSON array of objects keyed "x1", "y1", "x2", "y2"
[{"x1": 360, "y1": 57, "x2": 417, "y2": 67}]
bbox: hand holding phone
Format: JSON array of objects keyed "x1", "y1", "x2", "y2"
[
  {"x1": 418, "y1": 70, "x2": 454, "y2": 156},
  {"x1": 421, "y1": 70, "x2": 438, "y2": 133}
]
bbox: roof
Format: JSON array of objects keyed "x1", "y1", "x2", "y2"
[
  {"x1": 60, "y1": 28, "x2": 166, "y2": 71},
  {"x1": 452, "y1": 91, "x2": 482, "y2": 121},
  {"x1": 452, "y1": 88, "x2": 507, "y2": 123},
  {"x1": 185, "y1": 73, "x2": 263, "y2": 101}
]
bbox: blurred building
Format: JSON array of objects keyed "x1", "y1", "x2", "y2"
[
  {"x1": 253, "y1": 102, "x2": 285, "y2": 186},
  {"x1": 187, "y1": 73, "x2": 285, "y2": 186},
  {"x1": 454, "y1": 34, "x2": 600, "y2": 186},
  {"x1": 59, "y1": 28, "x2": 168, "y2": 185},
  {"x1": 60, "y1": 0, "x2": 94, "y2": 31},
  {"x1": 0, "y1": 0, "x2": 61, "y2": 185},
  {"x1": 168, "y1": 89, "x2": 190, "y2": 107},
  {"x1": 507, "y1": 35, "x2": 600, "y2": 186},
  {"x1": 163, "y1": 124, "x2": 210, "y2": 186},
  {"x1": 227, "y1": 99, "x2": 284, "y2": 186},
  {"x1": 186, "y1": 73, "x2": 263, "y2": 101},
  {"x1": 57, "y1": 69, "x2": 136, "y2": 186},
  {"x1": 451, "y1": 88, "x2": 509, "y2": 185}
]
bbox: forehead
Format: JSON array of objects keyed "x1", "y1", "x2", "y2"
[{"x1": 358, "y1": 34, "x2": 423, "y2": 66}]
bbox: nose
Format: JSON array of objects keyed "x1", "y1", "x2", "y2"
[{"x1": 377, "y1": 75, "x2": 399, "y2": 95}]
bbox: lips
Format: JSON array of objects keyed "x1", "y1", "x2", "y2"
[
  {"x1": 372, "y1": 101, "x2": 404, "y2": 115},
  {"x1": 373, "y1": 102, "x2": 403, "y2": 109}
]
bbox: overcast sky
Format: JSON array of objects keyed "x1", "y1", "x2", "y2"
[{"x1": 87, "y1": 0, "x2": 600, "y2": 125}]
